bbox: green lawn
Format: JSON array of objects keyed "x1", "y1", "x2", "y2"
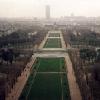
[
  {"x1": 62, "y1": 74, "x2": 71, "y2": 100},
  {"x1": 44, "y1": 38, "x2": 62, "y2": 48},
  {"x1": 48, "y1": 33, "x2": 60, "y2": 37},
  {"x1": 19, "y1": 58, "x2": 70, "y2": 100},
  {"x1": 27, "y1": 74, "x2": 62, "y2": 100},
  {"x1": 37, "y1": 58, "x2": 65, "y2": 72}
]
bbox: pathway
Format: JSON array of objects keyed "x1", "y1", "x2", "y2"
[
  {"x1": 65, "y1": 54, "x2": 82, "y2": 100},
  {"x1": 6, "y1": 57, "x2": 36, "y2": 100}
]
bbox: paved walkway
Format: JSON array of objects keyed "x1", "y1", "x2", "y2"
[
  {"x1": 6, "y1": 57, "x2": 36, "y2": 100},
  {"x1": 37, "y1": 72, "x2": 66, "y2": 74},
  {"x1": 33, "y1": 52, "x2": 67, "y2": 57},
  {"x1": 38, "y1": 33, "x2": 49, "y2": 50},
  {"x1": 65, "y1": 54, "x2": 82, "y2": 100}
]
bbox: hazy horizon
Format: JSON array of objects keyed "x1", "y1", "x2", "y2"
[{"x1": 0, "y1": 0, "x2": 100, "y2": 18}]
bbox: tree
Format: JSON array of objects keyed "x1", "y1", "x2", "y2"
[
  {"x1": 14, "y1": 51, "x2": 20, "y2": 61},
  {"x1": 79, "y1": 49, "x2": 87, "y2": 64},
  {"x1": 80, "y1": 48, "x2": 97, "y2": 64},
  {"x1": 1, "y1": 48, "x2": 14, "y2": 64},
  {"x1": 8, "y1": 49, "x2": 13, "y2": 64},
  {"x1": 97, "y1": 49, "x2": 100, "y2": 60}
]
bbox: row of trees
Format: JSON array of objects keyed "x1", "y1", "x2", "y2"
[
  {"x1": 65, "y1": 29, "x2": 100, "y2": 100},
  {"x1": 0, "y1": 29, "x2": 48, "y2": 49},
  {"x1": 79, "y1": 48, "x2": 100, "y2": 64},
  {"x1": 68, "y1": 29, "x2": 100, "y2": 47},
  {"x1": 68, "y1": 50, "x2": 92, "y2": 100},
  {"x1": 0, "y1": 30, "x2": 36, "y2": 48}
]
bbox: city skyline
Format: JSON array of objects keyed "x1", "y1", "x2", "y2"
[{"x1": 0, "y1": 0, "x2": 100, "y2": 18}]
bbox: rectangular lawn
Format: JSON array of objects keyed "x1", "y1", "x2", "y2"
[
  {"x1": 44, "y1": 38, "x2": 62, "y2": 48},
  {"x1": 19, "y1": 58, "x2": 70, "y2": 100},
  {"x1": 27, "y1": 73, "x2": 62, "y2": 100},
  {"x1": 37, "y1": 58, "x2": 65, "y2": 72},
  {"x1": 48, "y1": 33, "x2": 60, "y2": 37}
]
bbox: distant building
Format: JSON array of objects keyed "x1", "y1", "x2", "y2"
[
  {"x1": 70, "y1": 13, "x2": 75, "y2": 17},
  {"x1": 46, "y1": 5, "x2": 50, "y2": 19}
]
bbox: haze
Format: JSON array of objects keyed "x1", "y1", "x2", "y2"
[{"x1": 0, "y1": 0, "x2": 100, "y2": 18}]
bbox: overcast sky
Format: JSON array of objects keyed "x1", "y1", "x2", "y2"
[{"x1": 0, "y1": 0, "x2": 100, "y2": 18}]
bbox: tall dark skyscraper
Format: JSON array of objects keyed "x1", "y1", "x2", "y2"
[{"x1": 46, "y1": 5, "x2": 50, "y2": 19}]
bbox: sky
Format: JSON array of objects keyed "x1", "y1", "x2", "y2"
[{"x1": 0, "y1": 0, "x2": 100, "y2": 18}]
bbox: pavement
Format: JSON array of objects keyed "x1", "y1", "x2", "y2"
[
  {"x1": 6, "y1": 57, "x2": 36, "y2": 100},
  {"x1": 65, "y1": 54, "x2": 82, "y2": 100}
]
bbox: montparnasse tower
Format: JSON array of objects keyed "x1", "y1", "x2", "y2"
[{"x1": 46, "y1": 5, "x2": 50, "y2": 19}]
